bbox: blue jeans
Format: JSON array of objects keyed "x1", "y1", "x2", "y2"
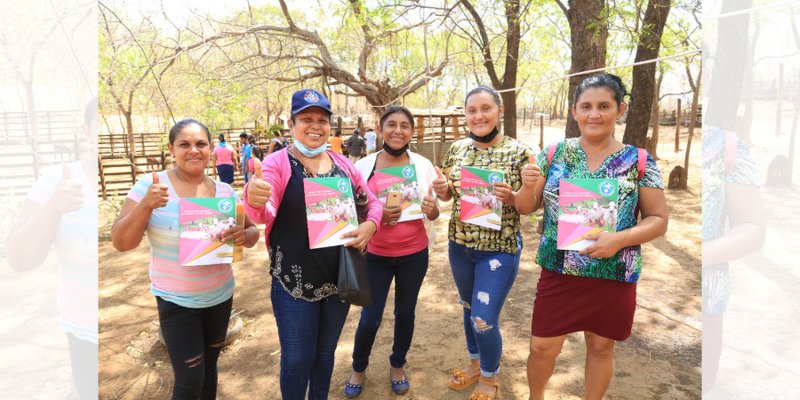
[
  {"x1": 448, "y1": 240, "x2": 521, "y2": 377},
  {"x1": 271, "y1": 278, "x2": 351, "y2": 400},
  {"x1": 351, "y1": 248, "x2": 429, "y2": 372}
]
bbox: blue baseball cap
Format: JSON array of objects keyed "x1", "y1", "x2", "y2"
[{"x1": 291, "y1": 89, "x2": 332, "y2": 116}]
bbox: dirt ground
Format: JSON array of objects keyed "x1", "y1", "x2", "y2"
[{"x1": 98, "y1": 124, "x2": 702, "y2": 399}]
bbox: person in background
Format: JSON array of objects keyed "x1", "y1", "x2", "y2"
[
  {"x1": 328, "y1": 128, "x2": 344, "y2": 154},
  {"x1": 268, "y1": 130, "x2": 289, "y2": 154},
  {"x1": 248, "y1": 144, "x2": 264, "y2": 174},
  {"x1": 346, "y1": 128, "x2": 366, "y2": 164},
  {"x1": 239, "y1": 132, "x2": 252, "y2": 183},
  {"x1": 211, "y1": 133, "x2": 236, "y2": 184},
  {"x1": 364, "y1": 127, "x2": 377, "y2": 155}
]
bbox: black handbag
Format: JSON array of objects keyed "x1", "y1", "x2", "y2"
[{"x1": 337, "y1": 246, "x2": 371, "y2": 306}]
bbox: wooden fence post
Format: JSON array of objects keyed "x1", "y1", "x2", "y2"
[
  {"x1": 129, "y1": 151, "x2": 137, "y2": 184},
  {"x1": 674, "y1": 99, "x2": 681, "y2": 152},
  {"x1": 31, "y1": 136, "x2": 40, "y2": 178},
  {"x1": 451, "y1": 115, "x2": 460, "y2": 140},
  {"x1": 777, "y1": 63, "x2": 784, "y2": 136},
  {"x1": 439, "y1": 116, "x2": 446, "y2": 142},
  {"x1": 46, "y1": 110, "x2": 52, "y2": 140},
  {"x1": 539, "y1": 115, "x2": 544, "y2": 150},
  {"x1": 98, "y1": 155, "x2": 107, "y2": 200},
  {"x1": 416, "y1": 116, "x2": 425, "y2": 143}
]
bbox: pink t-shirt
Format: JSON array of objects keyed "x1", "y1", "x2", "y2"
[
  {"x1": 213, "y1": 143, "x2": 235, "y2": 166},
  {"x1": 366, "y1": 176, "x2": 428, "y2": 257}
]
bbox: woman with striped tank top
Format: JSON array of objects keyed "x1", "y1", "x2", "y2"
[{"x1": 111, "y1": 118, "x2": 260, "y2": 399}]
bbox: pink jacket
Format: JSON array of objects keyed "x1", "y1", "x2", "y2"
[{"x1": 243, "y1": 148, "x2": 382, "y2": 249}]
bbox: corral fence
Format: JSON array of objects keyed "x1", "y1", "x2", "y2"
[
  {"x1": 0, "y1": 110, "x2": 84, "y2": 198},
  {"x1": 98, "y1": 112, "x2": 471, "y2": 198}
]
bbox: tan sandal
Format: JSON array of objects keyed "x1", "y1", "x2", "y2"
[
  {"x1": 448, "y1": 368, "x2": 480, "y2": 391},
  {"x1": 469, "y1": 378, "x2": 500, "y2": 400}
]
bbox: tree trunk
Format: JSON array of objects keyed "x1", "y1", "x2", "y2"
[
  {"x1": 499, "y1": 0, "x2": 521, "y2": 139},
  {"x1": 501, "y1": 91, "x2": 517, "y2": 139},
  {"x1": 704, "y1": 0, "x2": 752, "y2": 131},
  {"x1": 124, "y1": 110, "x2": 135, "y2": 157},
  {"x1": 647, "y1": 69, "x2": 664, "y2": 159},
  {"x1": 648, "y1": 96, "x2": 660, "y2": 159},
  {"x1": 22, "y1": 80, "x2": 38, "y2": 140},
  {"x1": 739, "y1": 23, "x2": 759, "y2": 144},
  {"x1": 622, "y1": 0, "x2": 672, "y2": 147},
  {"x1": 681, "y1": 74, "x2": 701, "y2": 188},
  {"x1": 564, "y1": 0, "x2": 609, "y2": 138}
]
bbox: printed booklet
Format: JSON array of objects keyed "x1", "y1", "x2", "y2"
[
  {"x1": 179, "y1": 197, "x2": 237, "y2": 266},
  {"x1": 557, "y1": 178, "x2": 619, "y2": 251},
  {"x1": 373, "y1": 164, "x2": 423, "y2": 222},
  {"x1": 460, "y1": 166, "x2": 504, "y2": 230},
  {"x1": 304, "y1": 177, "x2": 359, "y2": 249}
]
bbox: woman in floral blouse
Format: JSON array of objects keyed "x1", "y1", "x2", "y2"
[{"x1": 516, "y1": 74, "x2": 669, "y2": 400}]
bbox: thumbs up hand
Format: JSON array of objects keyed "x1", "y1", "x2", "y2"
[
  {"x1": 521, "y1": 154, "x2": 542, "y2": 189},
  {"x1": 52, "y1": 164, "x2": 84, "y2": 214},
  {"x1": 142, "y1": 171, "x2": 169, "y2": 210},
  {"x1": 421, "y1": 184, "x2": 439, "y2": 220},
  {"x1": 246, "y1": 157, "x2": 271, "y2": 208},
  {"x1": 432, "y1": 166, "x2": 450, "y2": 199}
]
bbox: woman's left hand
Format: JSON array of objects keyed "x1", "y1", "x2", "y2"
[
  {"x1": 342, "y1": 221, "x2": 378, "y2": 252},
  {"x1": 221, "y1": 226, "x2": 247, "y2": 246},
  {"x1": 493, "y1": 182, "x2": 515, "y2": 206},
  {"x1": 579, "y1": 231, "x2": 626, "y2": 259},
  {"x1": 421, "y1": 186, "x2": 439, "y2": 218}
]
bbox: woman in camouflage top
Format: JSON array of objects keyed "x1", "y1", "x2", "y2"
[{"x1": 432, "y1": 85, "x2": 533, "y2": 400}]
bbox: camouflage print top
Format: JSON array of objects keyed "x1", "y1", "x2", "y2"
[{"x1": 441, "y1": 136, "x2": 533, "y2": 255}]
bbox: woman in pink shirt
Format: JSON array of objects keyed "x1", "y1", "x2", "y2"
[
  {"x1": 346, "y1": 106, "x2": 440, "y2": 397},
  {"x1": 244, "y1": 89, "x2": 382, "y2": 400},
  {"x1": 211, "y1": 133, "x2": 236, "y2": 184}
]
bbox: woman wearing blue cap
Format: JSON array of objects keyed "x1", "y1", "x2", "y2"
[{"x1": 243, "y1": 89, "x2": 383, "y2": 400}]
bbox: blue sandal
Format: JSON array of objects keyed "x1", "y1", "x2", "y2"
[
  {"x1": 390, "y1": 368, "x2": 410, "y2": 395},
  {"x1": 344, "y1": 373, "x2": 364, "y2": 398},
  {"x1": 344, "y1": 382, "x2": 363, "y2": 398}
]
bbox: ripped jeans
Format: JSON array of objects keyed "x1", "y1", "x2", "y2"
[
  {"x1": 448, "y1": 240, "x2": 521, "y2": 377},
  {"x1": 156, "y1": 296, "x2": 233, "y2": 400}
]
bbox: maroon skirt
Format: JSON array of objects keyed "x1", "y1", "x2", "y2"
[{"x1": 531, "y1": 268, "x2": 637, "y2": 341}]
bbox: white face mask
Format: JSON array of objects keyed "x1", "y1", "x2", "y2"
[{"x1": 292, "y1": 137, "x2": 327, "y2": 157}]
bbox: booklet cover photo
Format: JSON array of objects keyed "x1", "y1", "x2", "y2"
[
  {"x1": 460, "y1": 166, "x2": 504, "y2": 231},
  {"x1": 179, "y1": 197, "x2": 237, "y2": 266},
  {"x1": 556, "y1": 178, "x2": 619, "y2": 251},
  {"x1": 373, "y1": 164, "x2": 423, "y2": 222},
  {"x1": 304, "y1": 177, "x2": 358, "y2": 249}
]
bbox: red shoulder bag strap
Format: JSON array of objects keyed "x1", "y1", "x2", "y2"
[
  {"x1": 637, "y1": 148, "x2": 647, "y2": 180},
  {"x1": 634, "y1": 148, "x2": 648, "y2": 219},
  {"x1": 546, "y1": 144, "x2": 557, "y2": 165}
]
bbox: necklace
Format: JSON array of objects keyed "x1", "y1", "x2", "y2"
[{"x1": 580, "y1": 137, "x2": 615, "y2": 160}]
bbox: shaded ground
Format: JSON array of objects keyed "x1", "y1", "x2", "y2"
[{"x1": 99, "y1": 124, "x2": 701, "y2": 399}]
